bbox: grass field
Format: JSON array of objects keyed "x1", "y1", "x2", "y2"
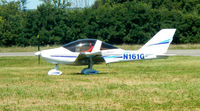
[
  {"x1": 1, "y1": 44, "x2": 200, "y2": 52},
  {"x1": 0, "y1": 56, "x2": 200, "y2": 110}
]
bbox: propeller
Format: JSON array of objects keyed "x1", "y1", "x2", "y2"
[
  {"x1": 35, "y1": 51, "x2": 41, "y2": 64},
  {"x1": 37, "y1": 35, "x2": 40, "y2": 64}
]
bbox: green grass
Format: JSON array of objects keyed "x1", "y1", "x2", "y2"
[
  {"x1": 0, "y1": 56, "x2": 200, "y2": 110},
  {"x1": 1, "y1": 44, "x2": 200, "y2": 52}
]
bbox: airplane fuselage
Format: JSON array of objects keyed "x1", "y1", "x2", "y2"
[{"x1": 39, "y1": 47, "x2": 157, "y2": 65}]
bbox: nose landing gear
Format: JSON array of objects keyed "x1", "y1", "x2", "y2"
[{"x1": 48, "y1": 64, "x2": 62, "y2": 75}]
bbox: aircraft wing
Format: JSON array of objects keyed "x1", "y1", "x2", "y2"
[{"x1": 73, "y1": 54, "x2": 105, "y2": 65}]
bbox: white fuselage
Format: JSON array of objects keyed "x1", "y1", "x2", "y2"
[{"x1": 39, "y1": 47, "x2": 157, "y2": 65}]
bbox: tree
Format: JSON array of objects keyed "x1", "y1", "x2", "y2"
[
  {"x1": 0, "y1": 1, "x2": 24, "y2": 46},
  {"x1": 19, "y1": 0, "x2": 28, "y2": 11}
]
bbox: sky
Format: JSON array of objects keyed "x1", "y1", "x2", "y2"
[
  {"x1": 26, "y1": 0, "x2": 41, "y2": 9},
  {"x1": 6, "y1": 0, "x2": 96, "y2": 9},
  {"x1": 26, "y1": 0, "x2": 42, "y2": 9},
  {"x1": 25, "y1": 0, "x2": 96, "y2": 9}
]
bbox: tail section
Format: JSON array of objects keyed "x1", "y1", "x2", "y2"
[{"x1": 138, "y1": 29, "x2": 176, "y2": 54}]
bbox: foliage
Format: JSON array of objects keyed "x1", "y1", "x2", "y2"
[{"x1": 0, "y1": 0, "x2": 199, "y2": 46}]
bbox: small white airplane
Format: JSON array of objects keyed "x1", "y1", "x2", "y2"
[{"x1": 35, "y1": 29, "x2": 176, "y2": 75}]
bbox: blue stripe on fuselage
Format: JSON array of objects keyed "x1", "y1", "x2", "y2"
[
  {"x1": 51, "y1": 55, "x2": 77, "y2": 58},
  {"x1": 102, "y1": 56, "x2": 122, "y2": 59}
]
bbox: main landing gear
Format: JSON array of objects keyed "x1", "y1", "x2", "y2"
[
  {"x1": 48, "y1": 57, "x2": 98, "y2": 75},
  {"x1": 81, "y1": 57, "x2": 98, "y2": 74},
  {"x1": 48, "y1": 64, "x2": 62, "y2": 75}
]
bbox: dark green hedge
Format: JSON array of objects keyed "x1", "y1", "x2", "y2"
[{"x1": 0, "y1": 0, "x2": 199, "y2": 46}]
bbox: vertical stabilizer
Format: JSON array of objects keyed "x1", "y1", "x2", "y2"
[{"x1": 138, "y1": 29, "x2": 176, "y2": 54}]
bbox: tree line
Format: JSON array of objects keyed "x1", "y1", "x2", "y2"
[{"x1": 0, "y1": 0, "x2": 199, "y2": 46}]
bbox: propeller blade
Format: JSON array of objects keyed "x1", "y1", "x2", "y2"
[
  {"x1": 38, "y1": 55, "x2": 40, "y2": 64},
  {"x1": 37, "y1": 34, "x2": 40, "y2": 64},
  {"x1": 35, "y1": 51, "x2": 41, "y2": 64}
]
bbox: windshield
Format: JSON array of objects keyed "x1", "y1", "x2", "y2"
[
  {"x1": 101, "y1": 42, "x2": 118, "y2": 50},
  {"x1": 63, "y1": 39, "x2": 96, "y2": 52},
  {"x1": 63, "y1": 39, "x2": 119, "y2": 52}
]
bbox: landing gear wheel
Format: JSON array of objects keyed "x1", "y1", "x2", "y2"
[
  {"x1": 48, "y1": 69, "x2": 62, "y2": 75},
  {"x1": 81, "y1": 56, "x2": 99, "y2": 75},
  {"x1": 48, "y1": 64, "x2": 62, "y2": 75},
  {"x1": 81, "y1": 68, "x2": 98, "y2": 74}
]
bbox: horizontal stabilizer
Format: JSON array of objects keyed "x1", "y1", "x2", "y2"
[{"x1": 157, "y1": 54, "x2": 176, "y2": 59}]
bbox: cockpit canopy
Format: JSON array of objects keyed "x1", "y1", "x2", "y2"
[{"x1": 63, "y1": 39, "x2": 119, "y2": 52}]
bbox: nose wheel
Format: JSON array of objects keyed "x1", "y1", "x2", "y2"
[
  {"x1": 81, "y1": 57, "x2": 99, "y2": 74},
  {"x1": 48, "y1": 64, "x2": 62, "y2": 75}
]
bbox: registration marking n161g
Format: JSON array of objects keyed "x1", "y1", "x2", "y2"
[{"x1": 123, "y1": 53, "x2": 145, "y2": 60}]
